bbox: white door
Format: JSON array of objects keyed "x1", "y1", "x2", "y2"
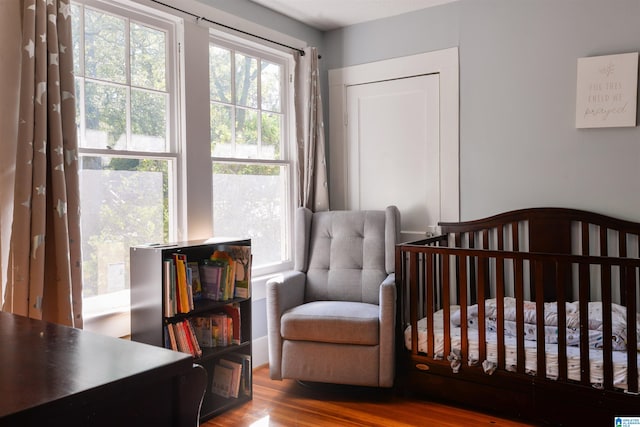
[{"x1": 346, "y1": 74, "x2": 440, "y2": 242}]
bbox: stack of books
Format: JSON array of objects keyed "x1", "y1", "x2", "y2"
[{"x1": 211, "y1": 354, "x2": 252, "y2": 399}]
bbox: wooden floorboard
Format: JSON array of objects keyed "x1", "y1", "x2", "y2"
[{"x1": 202, "y1": 366, "x2": 540, "y2": 427}]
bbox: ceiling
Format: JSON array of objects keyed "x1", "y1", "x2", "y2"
[{"x1": 249, "y1": 0, "x2": 458, "y2": 31}]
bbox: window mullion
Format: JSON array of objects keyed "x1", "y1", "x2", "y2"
[
  {"x1": 230, "y1": 50, "x2": 237, "y2": 154},
  {"x1": 257, "y1": 58, "x2": 262, "y2": 157},
  {"x1": 125, "y1": 17, "x2": 132, "y2": 150}
]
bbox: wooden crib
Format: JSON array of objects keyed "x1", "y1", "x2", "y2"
[{"x1": 395, "y1": 208, "x2": 640, "y2": 426}]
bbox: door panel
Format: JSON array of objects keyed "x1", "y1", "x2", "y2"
[{"x1": 346, "y1": 74, "x2": 440, "y2": 242}]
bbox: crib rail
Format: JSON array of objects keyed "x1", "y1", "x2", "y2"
[{"x1": 396, "y1": 240, "x2": 640, "y2": 394}]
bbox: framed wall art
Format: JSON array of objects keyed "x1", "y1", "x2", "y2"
[{"x1": 575, "y1": 52, "x2": 638, "y2": 128}]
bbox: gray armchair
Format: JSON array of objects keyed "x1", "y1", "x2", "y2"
[{"x1": 266, "y1": 206, "x2": 400, "y2": 387}]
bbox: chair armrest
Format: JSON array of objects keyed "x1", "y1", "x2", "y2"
[
  {"x1": 379, "y1": 273, "x2": 396, "y2": 387},
  {"x1": 266, "y1": 270, "x2": 306, "y2": 315},
  {"x1": 266, "y1": 270, "x2": 306, "y2": 380},
  {"x1": 379, "y1": 273, "x2": 396, "y2": 317}
]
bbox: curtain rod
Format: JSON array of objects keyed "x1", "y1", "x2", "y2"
[{"x1": 150, "y1": 0, "x2": 305, "y2": 56}]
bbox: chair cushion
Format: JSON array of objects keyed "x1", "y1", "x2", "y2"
[
  {"x1": 304, "y1": 210, "x2": 388, "y2": 304},
  {"x1": 280, "y1": 301, "x2": 379, "y2": 346}
]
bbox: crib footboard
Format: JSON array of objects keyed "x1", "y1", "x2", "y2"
[{"x1": 395, "y1": 238, "x2": 640, "y2": 426}]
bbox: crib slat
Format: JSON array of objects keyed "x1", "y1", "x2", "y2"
[
  {"x1": 477, "y1": 255, "x2": 487, "y2": 365},
  {"x1": 625, "y1": 265, "x2": 638, "y2": 393},
  {"x1": 426, "y1": 253, "x2": 435, "y2": 358},
  {"x1": 442, "y1": 253, "x2": 451, "y2": 359},
  {"x1": 514, "y1": 257, "x2": 525, "y2": 374},
  {"x1": 601, "y1": 263, "x2": 613, "y2": 390},
  {"x1": 534, "y1": 261, "x2": 546, "y2": 379},
  {"x1": 578, "y1": 262, "x2": 591, "y2": 386},
  {"x1": 459, "y1": 256, "x2": 469, "y2": 366},
  {"x1": 496, "y1": 254, "x2": 506, "y2": 370},
  {"x1": 556, "y1": 261, "x2": 568, "y2": 382},
  {"x1": 409, "y1": 252, "x2": 419, "y2": 357}
]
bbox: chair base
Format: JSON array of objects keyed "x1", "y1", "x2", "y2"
[{"x1": 294, "y1": 379, "x2": 394, "y2": 400}]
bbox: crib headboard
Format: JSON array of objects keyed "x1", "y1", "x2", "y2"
[{"x1": 437, "y1": 207, "x2": 640, "y2": 302}]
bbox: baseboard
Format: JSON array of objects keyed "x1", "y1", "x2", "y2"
[{"x1": 252, "y1": 335, "x2": 269, "y2": 368}]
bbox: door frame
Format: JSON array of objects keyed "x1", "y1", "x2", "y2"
[{"x1": 328, "y1": 47, "x2": 459, "y2": 223}]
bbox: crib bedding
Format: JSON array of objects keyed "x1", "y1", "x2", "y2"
[
  {"x1": 454, "y1": 297, "x2": 640, "y2": 351},
  {"x1": 404, "y1": 303, "x2": 640, "y2": 390}
]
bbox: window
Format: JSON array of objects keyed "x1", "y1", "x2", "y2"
[
  {"x1": 209, "y1": 36, "x2": 294, "y2": 275},
  {"x1": 72, "y1": 0, "x2": 179, "y2": 320}
]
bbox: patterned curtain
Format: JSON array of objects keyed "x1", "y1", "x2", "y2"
[
  {"x1": 3, "y1": 0, "x2": 83, "y2": 327},
  {"x1": 294, "y1": 47, "x2": 329, "y2": 212}
]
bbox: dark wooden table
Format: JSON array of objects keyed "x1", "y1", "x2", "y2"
[{"x1": 0, "y1": 311, "x2": 206, "y2": 426}]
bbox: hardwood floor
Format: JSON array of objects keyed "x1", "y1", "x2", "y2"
[{"x1": 202, "y1": 366, "x2": 539, "y2": 427}]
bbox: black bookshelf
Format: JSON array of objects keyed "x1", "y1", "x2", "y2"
[{"x1": 130, "y1": 238, "x2": 252, "y2": 422}]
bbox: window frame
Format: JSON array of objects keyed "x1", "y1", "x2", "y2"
[
  {"x1": 73, "y1": 0, "x2": 184, "y2": 333},
  {"x1": 208, "y1": 30, "x2": 296, "y2": 277},
  {"x1": 73, "y1": 0, "x2": 301, "y2": 336}
]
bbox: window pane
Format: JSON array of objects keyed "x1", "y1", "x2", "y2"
[
  {"x1": 213, "y1": 163, "x2": 287, "y2": 266},
  {"x1": 83, "y1": 81, "x2": 126, "y2": 149},
  {"x1": 209, "y1": 45, "x2": 231, "y2": 103},
  {"x1": 84, "y1": 9, "x2": 126, "y2": 83},
  {"x1": 261, "y1": 112, "x2": 281, "y2": 160},
  {"x1": 261, "y1": 60, "x2": 281, "y2": 112},
  {"x1": 211, "y1": 103, "x2": 232, "y2": 156},
  {"x1": 131, "y1": 89, "x2": 167, "y2": 151},
  {"x1": 130, "y1": 23, "x2": 166, "y2": 91},
  {"x1": 235, "y1": 53, "x2": 257, "y2": 108},
  {"x1": 236, "y1": 107, "x2": 258, "y2": 158},
  {"x1": 79, "y1": 156, "x2": 170, "y2": 297}
]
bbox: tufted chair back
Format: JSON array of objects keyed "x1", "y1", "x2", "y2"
[{"x1": 293, "y1": 207, "x2": 400, "y2": 305}]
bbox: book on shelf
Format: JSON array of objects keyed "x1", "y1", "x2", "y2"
[
  {"x1": 173, "y1": 253, "x2": 192, "y2": 313},
  {"x1": 211, "y1": 363, "x2": 234, "y2": 398},
  {"x1": 218, "y1": 359, "x2": 243, "y2": 398},
  {"x1": 239, "y1": 353, "x2": 252, "y2": 396},
  {"x1": 212, "y1": 355, "x2": 251, "y2": 399},
  {"x1": 223, "y1": 353, "x2": 252, "y2": 397},
  {"x1": 183, "y1": 319, "x2": 203, "y2": 358},
  {"x1": 166, "y1": 320, "x2": 202, "y2": 358},
  {"x1": 200, "y1": 260, "x2": 225, "y2": 301},
  {"x1": 165, "y1": 254, "x2": 213, "y2": 317},
  {"x1": 203, "y1": 245, "x2": 252, "y2": 301},
  {"x1": 211, "y1": 313, "x2": 232, "y2": 347},
  {"x1": 187, "y1": 261, "x2": 202, "y2": 301},
  {"x1": 190, "y1": 307, "x2": 241, "y2": 348},
  {"x1": 210, "y1": 250, "x2": 235, "y2": 300},
  {"x1": 191, "y1": 316, "x2": 216, "y2": 348},
  {"x1": 163, "y1": 259, "x2": 174, "y2": 317},
  {"x1": 165, "y1": 322, "x2": 178, "y2": 351},
  {"x1": 221, "y1": 303, "x2": 241, "y2": 345},
  {"x1": 219, "y1": 245, "x2": 251, "y2": 299}
]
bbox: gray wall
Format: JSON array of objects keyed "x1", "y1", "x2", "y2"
[{"x1": 325, "y1": 0, "x2": 640, "y2": 222}]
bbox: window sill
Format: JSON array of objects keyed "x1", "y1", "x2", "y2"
[
  {"x1": 83, "y1": 307, "x2": 131, "y2": 338},
  {"x1": 83, "y1": 290, "x2": 130, "y2": 338}
]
